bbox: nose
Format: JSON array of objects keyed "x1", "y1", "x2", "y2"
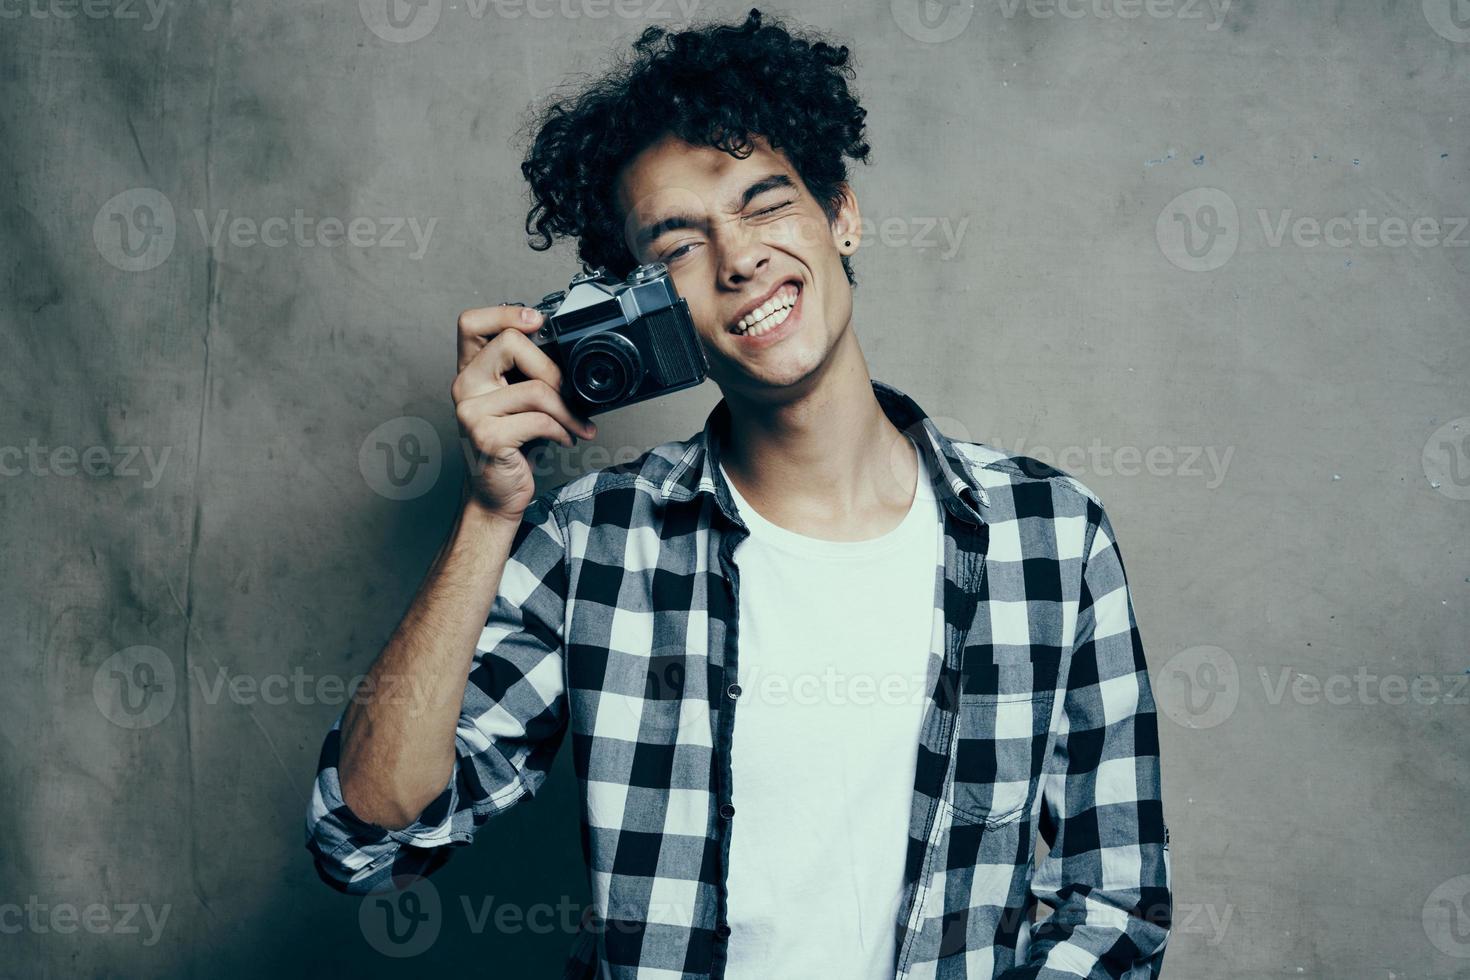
[{"x1": 717, "y1": 219, "x2": 769, "y2": 289}]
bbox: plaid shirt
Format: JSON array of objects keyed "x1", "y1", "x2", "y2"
[{"x1": 305, "y1": 378, "x2": 1173, "y2": 978}]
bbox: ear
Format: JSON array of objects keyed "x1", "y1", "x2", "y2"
[{"x1": 831, "y1": 181, "x2": 861, "y2": 254}]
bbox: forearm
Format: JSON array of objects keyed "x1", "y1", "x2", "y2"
[{"x1": 337, "y1": 494, "x2": 524, "y2": 830}]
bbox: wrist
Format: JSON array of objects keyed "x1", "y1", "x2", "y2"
[{"x1": 458, "y1": 491, "x2": 524, "y2": 537}]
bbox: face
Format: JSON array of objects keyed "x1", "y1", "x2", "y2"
[{"x1": 614, "y1": 133, "x2": 862, "y2": 400}]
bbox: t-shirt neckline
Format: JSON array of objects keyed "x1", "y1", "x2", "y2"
[{"x1": 718, "y1": 434, "x2": 935, "y2": 560}]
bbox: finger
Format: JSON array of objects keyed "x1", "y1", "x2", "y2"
[
  {"x1": 456, "y1": 303, "x2": 543, "y2": 373},
  {"x1": 457, "y1": 401, "x2": 578, "y2": 457},
  {"x1": 455, "y1": 380, "x2": 596, "y2": 443},
  {"x1": 454, "y1": 325, "x2": 564, "y2": 406},
  {"x1": 458, "y1": 380, "x2": 596, "y2": 442}
]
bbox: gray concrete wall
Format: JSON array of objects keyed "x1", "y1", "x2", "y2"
[{"x1": 2, "y1": 1, "x2": 1467, "y2": 976}]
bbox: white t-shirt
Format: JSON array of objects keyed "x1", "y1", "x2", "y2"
[{"x1": 719, "y1": 434, "x2": 941, "y2": 979}]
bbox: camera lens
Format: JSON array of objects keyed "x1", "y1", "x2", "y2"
[
  {"x1": 587, "y1": 361, "x2": 614, "y2": 389},
  {"x1": 568, "y1": 333, "x2": 642, "y2": 405}
]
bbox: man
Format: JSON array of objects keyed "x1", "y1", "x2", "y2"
[{"x1": 304, "y1": 8, "x2": 1172, "y2": 978}]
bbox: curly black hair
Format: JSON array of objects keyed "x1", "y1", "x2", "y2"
[{"x1": 518, "y1": 7, "x2": 871, "y2": 287}]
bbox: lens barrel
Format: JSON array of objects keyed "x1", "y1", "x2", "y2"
[{"x1": 568, "y1": 332, "x2": 642, "y2": 405}]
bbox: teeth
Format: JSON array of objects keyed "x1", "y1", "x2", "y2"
[
  {"x1": 731, "y1": 285, "x2": 798, "y2": 334},
  {"x1": 737, "y1": 304, "x2": 792, "y2": 337}
]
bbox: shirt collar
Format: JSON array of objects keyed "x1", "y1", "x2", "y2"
[{"x1": 658, "y1": 378, "x2": 990, "y2": 526}]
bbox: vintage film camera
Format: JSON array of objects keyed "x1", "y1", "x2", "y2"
[{"x1": 503, "y1": 262, "x2": 709, "y2": 417}]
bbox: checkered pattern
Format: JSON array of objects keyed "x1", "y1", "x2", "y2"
[{"x1": 304, "y1": 379, "x2": 1172, "y2": 978}]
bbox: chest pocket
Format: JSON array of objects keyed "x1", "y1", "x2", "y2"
[{"x1": 950, "y1": 648, "x2": 1059, "y2": 826}]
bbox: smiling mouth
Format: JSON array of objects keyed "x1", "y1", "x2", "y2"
[{"x1": 728, "y1": 282, "x2": 800, "y2": 336}]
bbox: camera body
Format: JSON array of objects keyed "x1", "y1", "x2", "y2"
[{"x1": 505, "y1": 262, "x2": 709, "y2": 418}]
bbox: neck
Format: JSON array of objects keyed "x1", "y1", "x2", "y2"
[{"x1": 718, "y1": 338, "x2": 917, "y2": 533}]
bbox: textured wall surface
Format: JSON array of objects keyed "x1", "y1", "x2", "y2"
[{"x1": 2, "y1": 1, "x2": 1467, "y2": 976}]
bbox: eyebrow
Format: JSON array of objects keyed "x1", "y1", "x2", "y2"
[{"x1": 632, "y1": 172, "x2": 796, "y2": 251}]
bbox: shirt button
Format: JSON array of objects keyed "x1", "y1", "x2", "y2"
[
  {"x1": 715, "y1": 923, "x2": 731, "y2": 939},
  {"x1": 726, "y1": 683, "x2": 742, "y2": 699},
  {"x1": 719, "y1": 802, "x2": 735, "y2": 819}
]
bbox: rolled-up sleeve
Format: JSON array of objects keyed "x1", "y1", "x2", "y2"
[
  {"x1": 1002, "y1": 499, "x2": 1172, "y2": 978},
  {"x1": 304, "y1": 489, "x2": 571, "y2": 895}
]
